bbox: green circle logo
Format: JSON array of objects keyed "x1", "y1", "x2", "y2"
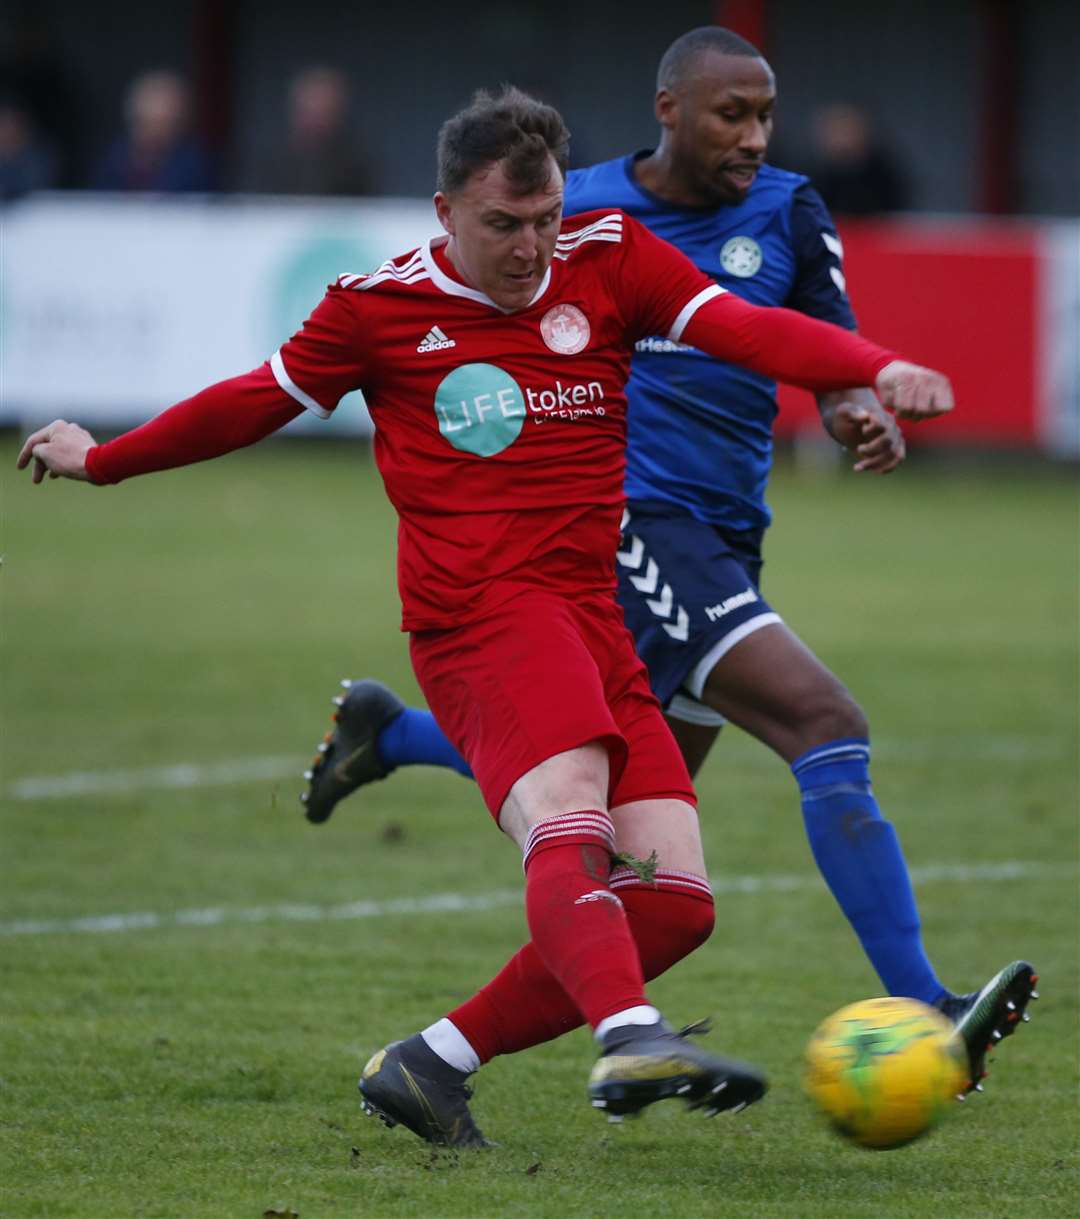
[
  {"x1": 434, "y1": 364, "x2": 526, "y2": 456},
  {"x1": 270, "y1": 234, "x2": 376, "y2": 342},
  {"x1": 269, "y1": 233, "x2": 377, "y2": 432},
  {"x1": 720, "y1": 235, "x2": 763, "y2": 278}
]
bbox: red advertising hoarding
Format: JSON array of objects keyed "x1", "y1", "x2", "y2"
[{"x1": 776, "y1": 219, "x2": 1046, "y2": 448}]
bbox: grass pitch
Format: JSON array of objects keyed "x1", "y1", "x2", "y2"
[{"x1": 2, "y1": 434, "x2": 1077, "y2": 1219}]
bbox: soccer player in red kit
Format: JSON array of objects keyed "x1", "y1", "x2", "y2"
[{"x1": 20, "y1": 87, "x2": 954, "y2": 1148}]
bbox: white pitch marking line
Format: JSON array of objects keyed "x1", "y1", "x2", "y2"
[
  {"x1": 1, "y1": 890, "x2": 523, "y2": 938},
  {"x1": 1, "y1": 861, "x2": 1074, "y2": 939},
  {"x1": 6, "y1": 757, "x2": 299, "y2": 801},
  {"x1": 6, "y1": 735, "x2": 1072, "y2": 802}
]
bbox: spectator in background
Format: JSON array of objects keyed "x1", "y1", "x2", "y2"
[
  {"x1": 0, "y1": 7, "x2": 86, "y2": 187},
  {"x1": 0, "y1": 100, "x2": 58, "y2": 200},
  {"x1": 809, "y1": 103, "x2": 909, "y2": 215},
  {"x1": 249, "y1": 66, "x2": 372, "y2": 197},
  {"x1": 515, "y1": 77, "x2": 595, "y2": 171},
  {"x1": 93, "y1": 70, "x2": 216, "y2": 193}
]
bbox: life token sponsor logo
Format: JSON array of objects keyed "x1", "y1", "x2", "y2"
[
  {"x1": 434, "y1": 363, "x2": 607, "y2": 456},
  {"x1": 720, "y1": 235, "x2": 763, "y2": 278},
  {"x1": 435, "y1": 364, "x2": 526, "y2": 456},
  {"x1": 526, "y1": 378, "x2": 605, "y2": 421},
  {"x1": 417, "y1": 325, "x2": 456, "y2": 353},
  {"x1": 540, "y1": 303, "x2": 590, "y2": 354}
]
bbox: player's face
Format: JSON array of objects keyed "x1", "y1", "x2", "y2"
[
  {"x1": 661, "y1": 51, "x2": 776, "y2": 205},
  {"x1": 434, "y1": 156, "x2": 564, "y2": 312}
]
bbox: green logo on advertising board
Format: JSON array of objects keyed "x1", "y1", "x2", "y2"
[
  {"x1": 270, "y1": 234, "x2": 375, "y2": 432},
  {"x1": 271, "y1": 234, "x2": 375, "y2": 341}
]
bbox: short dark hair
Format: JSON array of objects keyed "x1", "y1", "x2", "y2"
[
  {"x1": 657, "y1": 26, "x2": 763, "y2": 92},
  {"x1": 436, "y1": 85, "x2": 570, "y2": 196}
]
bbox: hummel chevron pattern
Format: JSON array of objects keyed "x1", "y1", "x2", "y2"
[{"x1": 616, "y1": 532, "x2": 690, "y2": 641}]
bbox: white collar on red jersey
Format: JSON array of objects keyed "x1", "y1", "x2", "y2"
[{"x1": 421, "y1": 238, "x2": 552, "y2": 314}]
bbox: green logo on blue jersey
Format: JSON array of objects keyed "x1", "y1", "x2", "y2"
[
  {"x1": 434, "y1": 364, "x2": 526, "y2": 456},
  {"x1": 720, "y1": 235, "x2": 763, "y2": 278}
]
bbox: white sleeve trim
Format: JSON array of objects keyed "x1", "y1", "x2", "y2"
[
  {"x1": 271, "y1": 350, "x2": 331, "y2": 419},
  {"x1": 668, "y1": 284, "x2": 727, "y2": 343}
]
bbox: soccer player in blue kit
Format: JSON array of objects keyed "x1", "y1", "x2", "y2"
[{"x1": 303, "y1": 27, "x2": 1036, "y2": 1094}]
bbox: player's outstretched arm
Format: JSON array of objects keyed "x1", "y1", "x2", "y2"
[
  {"x1": 16, "y1": 367, "x2": 305, "y2": 488},
  {"x1": 817, "y1": 388, "x2": 906, "y2": 474},
  {"x1": 17, "y1": 420, "x2": 97, "y2": 484},
  {"x1": 681, "y1": 295, "x2": 955, "y2": 416}
]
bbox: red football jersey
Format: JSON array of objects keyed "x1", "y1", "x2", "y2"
[{"x1": 272, "y1": 209, "x2": 724, "y2": 630}]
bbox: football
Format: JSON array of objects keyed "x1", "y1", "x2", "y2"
[{"x1": 803, "y1": 996, "x2": 968, "y2": 1150}]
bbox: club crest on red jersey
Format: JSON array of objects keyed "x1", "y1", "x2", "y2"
[{"x1": 540, "y1": 304, "x2": 590, "y2": 355}]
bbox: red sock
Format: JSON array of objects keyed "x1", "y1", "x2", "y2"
[
  {"x1": 608, "y1": 866, "x2": 715, "y2": 975},
  {"x1": 450, "y1": 865, "x2": 715, "y2": 1062},
  {"x1": 521, "y1": 811, "x2": 646, "y2": 1029}
]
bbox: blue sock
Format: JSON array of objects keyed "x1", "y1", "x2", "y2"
[
  {"x1": 376, "y1": 708, "x2": 473, "y2": 778},
  {"x1": 792, "y1": 737, "x2": 945, "y2": 1005}
]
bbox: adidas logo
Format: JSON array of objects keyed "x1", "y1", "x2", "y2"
[{"x1": 417, "y1": 325, "x2": 456, "y2": 353}]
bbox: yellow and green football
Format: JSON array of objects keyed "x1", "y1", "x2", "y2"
[{"x1": 804, "y1": 996, "x2": 967, "y2": 1150}]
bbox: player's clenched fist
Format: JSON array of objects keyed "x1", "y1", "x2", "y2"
[
  {"x1": 874, "y1": 361, "x2": 954, "y2": 420},
  {"x1": 16, "y1": 419, "x2": 96, "y2": 484}
]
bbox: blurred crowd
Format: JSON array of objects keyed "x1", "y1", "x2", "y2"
[
  {"x1": 1, "y1": 59, "x2": 376, "y2": 202},
  {"x1": 1, "y1": 17, "x2": 907, "y2": 214}
]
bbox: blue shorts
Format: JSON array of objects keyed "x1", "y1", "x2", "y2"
[{"x1": 615, "y1": 501, "x2": 782, "y2": 724}]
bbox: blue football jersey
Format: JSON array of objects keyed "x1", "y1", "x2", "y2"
[{"x1": 565, "y1": 154, "x2": 856, "y2": 532}]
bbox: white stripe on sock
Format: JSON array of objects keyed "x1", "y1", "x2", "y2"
[
  {"x1": 608, "y1": 867, "x2": 713, "y2": 897},
  {"x1": 522, "y1": 811, "x2": 615, "y2": 868}
]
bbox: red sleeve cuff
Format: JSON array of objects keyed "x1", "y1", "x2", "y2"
[{"x1": 84, "y1": 445, "x2": 111, "y2": 486}]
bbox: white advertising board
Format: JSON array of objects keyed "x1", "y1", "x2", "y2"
[
  {"x1": 3, "y1": 195, "x2": 1076, "y2": 453},
  {"x1": 1040, "y1": 224, "x2": 1080, "y2": 457},
  {"x1": 2, "y1": 193, "x2": 441, "y2": 432}
]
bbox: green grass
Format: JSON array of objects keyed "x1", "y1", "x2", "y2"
[{"x1": 1, "y1": 435, "x2": 1077, "y2": 1218}]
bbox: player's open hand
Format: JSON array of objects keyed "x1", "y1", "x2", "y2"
[
  {"x1": 875, "y1": 360, "x2": 954, "y2": 420},
  {"x1": 16, "y1": 419, "x2": 96, "y2": 484},
  {"x1": 822, "y1": 393, "x2": 906, "y2": 473}
]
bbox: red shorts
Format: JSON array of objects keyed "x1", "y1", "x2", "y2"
[{"x1": 409, "y1": 589, "x2": 695, "y2": 818}]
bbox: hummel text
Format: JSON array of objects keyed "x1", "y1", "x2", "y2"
[{"x1": 704, "y1": 587, "x2": 759, "y2": 622}]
